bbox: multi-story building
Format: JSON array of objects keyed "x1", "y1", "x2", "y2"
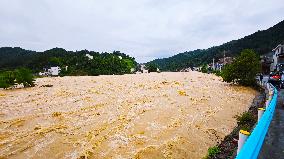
[{"x1": 271, "y1": 44, "x2": 284, "y2": 72}]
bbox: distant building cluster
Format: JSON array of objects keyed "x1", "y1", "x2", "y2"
[
  {"x1": 180, "y1": 53, "x2": 234, "y2": 73},
  {"x1": 39, "y1": 66, "x2": 62, "y2": 76},
  {"x1": 260, "y1": 44, "x2": 284, "y2": 74},
  {"x1": 138, "y1": 65, "x2": 149, "y2": 74},
  {"x1": 208, "y1": 56, "x2": 234, "y2": 71},
  {"x1": 180, "y1": 67, "x2": 192, "y2": 72},
  {"x1": 135, "y1": 64, "x2": 160, "y2": 74}
]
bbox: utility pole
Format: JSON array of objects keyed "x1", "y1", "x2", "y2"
[
  {"x1": 213, "y1": 58, "x2": 215, "y2": 70},
  {"x1": 223, "y1": 51, "x2": 226, "y2": 65}
]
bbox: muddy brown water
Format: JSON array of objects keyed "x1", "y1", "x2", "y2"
[{"x1": 0, "y1": 72, "x2": 256, "y2": 159}]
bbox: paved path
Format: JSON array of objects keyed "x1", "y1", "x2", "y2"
[{"x1": 259, "y1": 89, "x2": 284, "y2": 159}]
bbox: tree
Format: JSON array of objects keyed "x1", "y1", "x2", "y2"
[
  {"x1": 15, "y1": 68, "x2": 35, "y2": 87},
  {"x1": 201, "y1": 64, "x2": 208, "y2": 73},
  {"x1": 122, "y1": 59, "x2": 135, "y2": 73},
  {"x1": 0, "y1": 47, "x2": 137, "y2": 76},
  {"x1": 221, "y1": 49, "x2": 260, "y2": 86},
  {"x1": 0, "y1": 71, "x2": 15, "y2": 89},
  {"x1": 147, "y1": 20, "x2": 284, "y2": 71},
  {"x1": 146, "y1": 63, "x2": 158, "y2": 72}
]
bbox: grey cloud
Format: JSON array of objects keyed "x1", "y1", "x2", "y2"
[{"x1": 0, "y1": 0, "x2": 283, "y2": 62}]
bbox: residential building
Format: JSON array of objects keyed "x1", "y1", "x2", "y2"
[
  {"x1": 271, "y1": 44, "x2": 284, "y2": 72},
  {"x1": 39, "y1": 66, "x2": 61, "y2": 76},
  {"x1": 140, "y1": 64, "x2": 149, "y2": 73},
  {"x1": 48, "y1": 66, "x2": 61, "y2": 76}
]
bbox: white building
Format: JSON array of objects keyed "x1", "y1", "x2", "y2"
[
  {"x1": 39, "y1": 66, "x2": 61, "y2": 76},
  {"x1": 192, "y1": 67, "x2": 201, "y2": 71},
  {"x1": 86, "y1": 54, "x2": 94, "y2": 60},
  {"x1": 48, "y1": 66, "x2": 61, "y2": 76},
  {"x1": 157, "y1": 68, "x2": 160, "y2": 73},
  {"x1": 140, "y1": 64, "x2": 149, "y2": 73},
  {"x1": 180, "y1": 67, "x2": 192, "y2": 72},
  {"x1": 38, "y1": 72, "x2": 48, "y2": 76},
  {"x1": 271, "y1": 44, "x2": 284, "y2": 71}
]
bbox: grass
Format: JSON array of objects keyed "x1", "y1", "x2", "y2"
[{"x1": 204, "y1": 146, "x2": 221, "y2": 159}]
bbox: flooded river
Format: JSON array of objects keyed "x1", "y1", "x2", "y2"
[{"x1": 0, "y1": 72, "x2": 256, "y2": 159}]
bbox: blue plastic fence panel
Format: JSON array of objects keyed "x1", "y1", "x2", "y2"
[{"x1": 236, "y1": 87, "x2": 278, "y2": 159}]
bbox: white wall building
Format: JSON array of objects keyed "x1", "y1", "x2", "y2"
[
  {"x1": 38, "y1": 72, "x2": 48, "y2": 76},
  {"x1": 39, "y1": 66, "x2": 61, "y2": 76},
  {"x1": 140, "y1": 64, "x2": 149, "y2": 73},
  {"x1": 86, "y1": 54, "x2": 94, "y2": 60},
  {"x1": 271, "y1": 44, "x2": 284, "y2": 71},
  {"x1": 48, "y1": 66, "x2": 61, "y2": 76}
]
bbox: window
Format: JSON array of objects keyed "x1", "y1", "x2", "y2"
[{"x1": 278, "y1": 57, "x2": 284, "y2": 63}]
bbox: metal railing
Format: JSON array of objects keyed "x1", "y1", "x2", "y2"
[{"x1": 236, "y1": 83, "x2": 278, "y2": 159}]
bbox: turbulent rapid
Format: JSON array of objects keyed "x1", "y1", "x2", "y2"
[{"x1": 0, "y1": 72, "x2": 256, "y2": 159}]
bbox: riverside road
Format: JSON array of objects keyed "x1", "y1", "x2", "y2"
[{"x1": 259, "y1": 88, "x2": 284, "y2": 158}]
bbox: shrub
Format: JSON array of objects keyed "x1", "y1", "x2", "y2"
[
  {"x1": 212, "y1": 70, "x2": 222, "y2": 76},
  {"x1": 235, "y1": 111, "x2": 256, "y2": 133},
  {"x1": 146, "y1": 63, "x2": 158, "y2": 72},
  {"x1": 0, "y1": 68, "x2": 35, "y2": 89},
  {"x1": 205, "y1": 146, "x2": 221, "y2": 158},
  {"x1": 221, "y1": 49, "x2": 260, "y2": 86},
  {"x1": 201, "y1": 64, "x2": 208, "y2": 73},
  {"x1": 0, "y1": 71, "x2": 15, "y2": 89},
  {"x1": 15, "y1": 68, "x2": 35, "y2": 87},
  {"x1": 236, "y1": 112, "x2": 255, "y2": 126}
]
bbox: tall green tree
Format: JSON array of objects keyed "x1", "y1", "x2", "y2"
[{"x1": 221, "y1": 49, "x2": 260, "y2": 86}]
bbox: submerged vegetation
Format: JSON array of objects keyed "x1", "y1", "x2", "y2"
[
  {"x1": 145, "y1": 63, "x2": 159, "y2": 73},
  {"x1": 235, "y1": 112, "x2": 256, "y2": 131},
  {"x1": 204, "y1": 146, "x2": 221, "y2": 159},
  {"x1": 0, "y1": 68, "x2": 35, "y2": 89}
]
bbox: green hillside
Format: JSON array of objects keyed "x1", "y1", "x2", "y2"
[
  {"x1": 147, "y1": 20, "x2": 284, "y2": 71},
  {"x1": 0, "y1": 47, "x2": 137, "y2": 76}
]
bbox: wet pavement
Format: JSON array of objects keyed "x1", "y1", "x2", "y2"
[{"x1": 259, "y1": 89, "x2": 284, "y2": 159}]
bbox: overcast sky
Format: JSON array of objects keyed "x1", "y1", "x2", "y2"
[{"x1": 0, "y1": 0, "x2": 284, "y2": 62}]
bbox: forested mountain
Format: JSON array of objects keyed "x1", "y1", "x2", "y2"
[
  {"x1": 0, "y1": 47, "x2": 137, "y2": 76},
  {"x1": 147, "y1": 20, "x2": 284, "y2": 71}
]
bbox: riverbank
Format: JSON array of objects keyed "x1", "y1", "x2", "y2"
[
  {"x1": 206, "y1": 88, "x2": 265, "y2": 158},
  {"x1": 0, "y1": 72, "x2": 257, "y2": 159}
]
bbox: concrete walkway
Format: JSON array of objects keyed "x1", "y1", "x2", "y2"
[{"x1": 259, "y1": 89, "x2": 284, "y2": 159}]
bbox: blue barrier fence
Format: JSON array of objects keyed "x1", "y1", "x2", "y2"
[{"x1": 236, "y1": 85, "x2": 278, "y2": 159}]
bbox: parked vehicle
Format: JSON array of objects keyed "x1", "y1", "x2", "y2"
[
  {"x1": 280, "y1": 72, "x2": 284, "y2": 89},
  {"x1": 268, "y1": 72, "x2": 281, "y2": 88}
]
